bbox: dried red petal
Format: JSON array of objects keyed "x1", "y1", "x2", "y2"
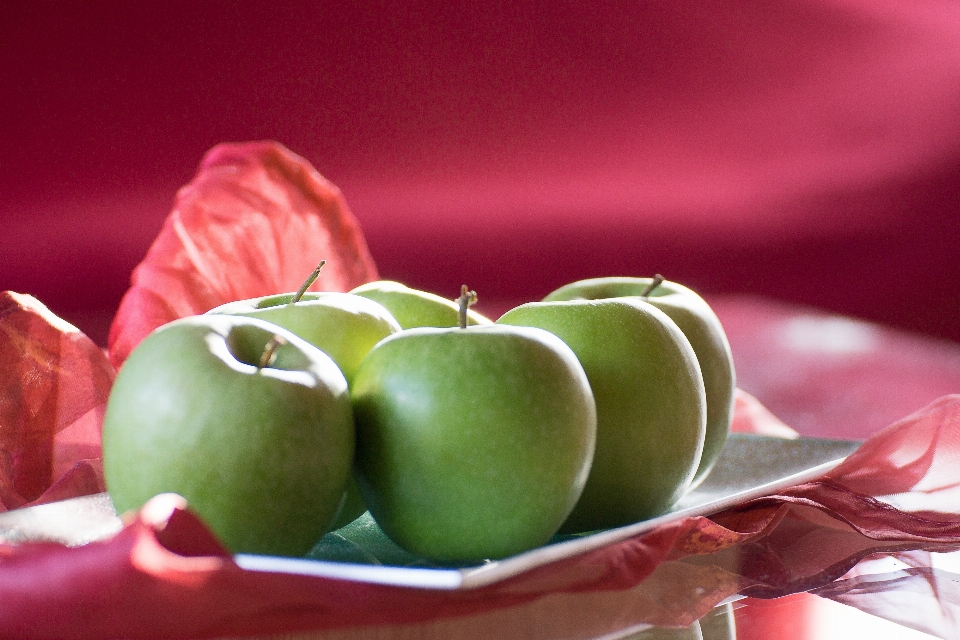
[
  {"x1": 107, "y1": 141, "x2": 379, "y2": 369},
  {"x1": 0, "y1": 292, "x2": 115, "y2": 511}
]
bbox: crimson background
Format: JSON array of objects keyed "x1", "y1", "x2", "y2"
[{"x1": 3, "y1": 1, "x2": 960, "y2": 347}]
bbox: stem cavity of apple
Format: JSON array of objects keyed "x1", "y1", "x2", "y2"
[
  {"x1": 292, "y1": 260, "x2": 326, "y2": 304},
  {"x1": 258, "y1": 334, "x2": 288, "y2": 370},
  {"x1": 456, "y1": 285, "x2": 478, "y2": 329},
  {"x1": 641, "y1": 274, "x2": 665, "y2": 298}
]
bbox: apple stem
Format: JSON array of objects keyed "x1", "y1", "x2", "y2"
[
  {"x1": 641, "y1": 274, "x2": 665, "y2": 298},
  {"x1": 456, "y1": 285, "x2": 478, "y2": 329},
  {"x1": 258, "y1": 334, "x2": 288, "y2": 370},
  {"x1": 292, "y1": 260, "x2": 326, "y2": 303}
]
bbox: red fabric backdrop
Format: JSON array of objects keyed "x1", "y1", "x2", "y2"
[{"x1": 3, "y1": 0, "x2": 960, "y2": 348}]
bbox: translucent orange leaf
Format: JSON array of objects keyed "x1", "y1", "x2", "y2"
[
  {"x1": 0, "y1": 292, "x2": 116, "y2": 511},
  {"x1": 107, "y1": 141, "x2": 379, "y2": 369}
]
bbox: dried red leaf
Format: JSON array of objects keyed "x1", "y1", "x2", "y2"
[
  {"x1": 107, "y1": 141, "x2": 379, "y2": 369},
  {"x1": 0, "y1": 292, "x2": 115, "y2": 511}
]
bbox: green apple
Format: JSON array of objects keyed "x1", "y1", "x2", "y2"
[
  {"x1": 102, "y1": 315, "x2": 355, "y2": 556},
  {"x1": 208, "y1": 287, "x2": 401, "y2": 529},
  {"x1": 498, "y1": 298, "x2": 706, "y2": 532},
  {"x1": 208, "y1": 287, "x2": 401, "y2": 528},
  {"x1": 350, "y1": 322, "x2": 597, "y2": 561},
  {"x1": 207, "y1": 291, "x2": 401, "y2": 384},
  {"x1": 351, "y1": 280, "x2": 492, "y2": 329},
  {"x1": 543, "y1": 276, "x2": 734, "y2": 489}
]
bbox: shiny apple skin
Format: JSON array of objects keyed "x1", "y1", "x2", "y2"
[
  {"x1": 208, "y1": 291, "x2": 400, "y2": 384},
  {"x1": 499, "y1": 298, "x2": 706, "y2": 532},
  {"x1": 351, "y1": 325, "x2": 596, "y2": 561},
  {"x1": 351, "y1": 280, "x2": 492, "y2": 329},
  {"x1": 102, "y1": 315, "x2": 355, "y2": 556},
  {"x1": 544, "y1": 277, "x2": 734, "y2": 489}
]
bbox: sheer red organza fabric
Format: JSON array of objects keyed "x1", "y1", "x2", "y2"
[
  {"x1": 106, "y1": 140, "x2": 379, "y2": 369},
  {"x1": 0, "y1": 292, "x2": 114, "y2": 512}
]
